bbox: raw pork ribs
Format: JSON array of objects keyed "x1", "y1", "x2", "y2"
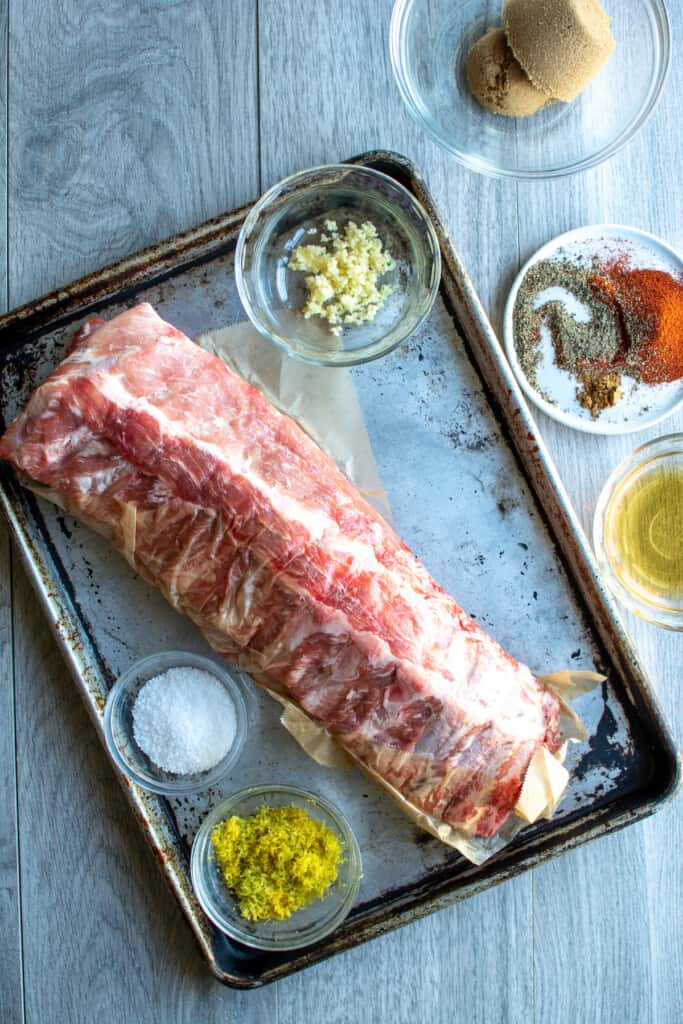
[{"x1": 0, "y1": 303, "x2": 561, "y2": 838}]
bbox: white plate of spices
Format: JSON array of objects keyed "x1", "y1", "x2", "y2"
[{"x1": 503, "y1": 225, "x2": 683, "y2": 435}]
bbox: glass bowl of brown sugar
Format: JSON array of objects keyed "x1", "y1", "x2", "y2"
[{"x1": 391, "y1": 0, "x2": 671, "y2": 180}]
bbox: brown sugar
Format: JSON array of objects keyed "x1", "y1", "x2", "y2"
[
  {"x1": 466, "y1": 27, "x2": 549, "y2": 117},
  {"x1": 504, "y1": 0, "x2": 616, "y2": 102}
]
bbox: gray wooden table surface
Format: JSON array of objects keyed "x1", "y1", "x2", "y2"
[{"x1": 1, "y1": 2, "x2": 681, "y2": 1022}]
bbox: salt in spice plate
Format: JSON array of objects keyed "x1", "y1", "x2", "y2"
[{"x1": 503, "y1": 225, "x2": 683, "y2": 435}]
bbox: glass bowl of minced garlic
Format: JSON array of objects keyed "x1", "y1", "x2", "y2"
[
  {"x1": 191, "y1": 784, "x2": 362, "y2": 950},
  {"x1": 235, "y1": 164, "x2": 441, "y2": 366}
]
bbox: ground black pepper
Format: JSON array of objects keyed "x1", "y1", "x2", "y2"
[{"x1": 513, "y1": 258, "x2": 623, "y2": 401}]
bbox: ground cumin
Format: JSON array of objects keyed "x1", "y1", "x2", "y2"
[{"x1": 576, "y1": 369, "x2": 623, "y2": 418}]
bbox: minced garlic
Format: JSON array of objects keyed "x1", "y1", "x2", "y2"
[
  {"x1": 289, "y1": 220, "x2": 396, "y2": 335},
  {"x1": 211, "y1": 804, "x2": 343, "y2": 921}
]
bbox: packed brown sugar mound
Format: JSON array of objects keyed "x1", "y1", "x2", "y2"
[
  {"x1": 504, "y1": 0, "x2": 616, "y2": 102},
  {"x1": 466, "y1": 27, "x2": 549, "y2": 117}
]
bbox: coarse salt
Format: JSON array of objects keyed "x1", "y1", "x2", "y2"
[{"x1": 132, "y1": 666, "x2": 237, "y2": 775}]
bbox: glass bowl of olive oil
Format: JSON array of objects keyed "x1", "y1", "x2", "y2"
[{"x1": 594, "y1": 434, "x2": 683, "y2": 630}]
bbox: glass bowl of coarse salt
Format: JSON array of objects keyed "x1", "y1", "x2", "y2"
[{"x1": 104, "y1": 651, "x2": 249, "y2": 795}]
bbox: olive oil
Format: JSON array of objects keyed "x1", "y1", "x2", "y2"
[{"x1": 605, "y1": 460, "x2": 683, "y2": 606}]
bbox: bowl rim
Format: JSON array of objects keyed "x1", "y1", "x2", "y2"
[
  {"x1": 502, "y1": 223, "x2": 683, "y2": 435},
  {"x1": 234, "y1": 162, "x2": 442, "y2": 367},
  {"x1": 190, "y1": 783, "x2": 363, "y2": 950},
  {"x1": 103, "y1": 650, "x2": 249, "y2": 795},
  {"x1": 389, "y1": 0, "x2": 672, "y2": 181},
  {"x1": 592, "y1": 432, "x2": 683, "y2": 630}
]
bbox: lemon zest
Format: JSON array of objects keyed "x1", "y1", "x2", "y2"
[{"x1": 211, "y1": 804, "x2": 343, "y2": 921}]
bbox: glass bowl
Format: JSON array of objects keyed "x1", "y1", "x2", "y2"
[
  {"x1": 235, "y1": 164, "x2": 441, "y2": 366},
  {"x1": 390, "y1": 0, "x2": 671, "y2": 179},
  {"x1": 593, "y1": 434, "x2": 683, "y2": 630},
  {"x1": 191, "y1": 784, "x2": 362, "y2": 950},
  {"x1": 104, "y1": 651, "x2": 249, "y2": 795}
]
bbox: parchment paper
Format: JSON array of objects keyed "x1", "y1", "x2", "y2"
[{"x1": 197, "y1": 322, "x2": 603, "y2": 864}]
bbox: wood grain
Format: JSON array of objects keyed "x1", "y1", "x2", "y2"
[
  {"x1": 12, "y1": 566, "x2": 276, "y2": 1023},
  {"x1": 0, "y1": 530, "x2": 22, "y2": 1024},
  {"x1": 0, "y1": 0, "x2": 23, "y2": 1018},
  {"x1": 8, "y1": 0, "x2": 260, "y2": 308},
  {"x1": 278, "y1": 881, "x2": 533, "y2": 1024},
  {"x1": 6, "y1": 1, "x2": 271, "y2": 1021}
]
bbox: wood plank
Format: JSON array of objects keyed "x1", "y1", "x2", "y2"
[
  {"x1": 8, "y1": 1, "x2": 260, "y2": 308},
  {"x1": 640, "y1": 631, "x2": 682, "y2": 1024},
  {"x1": 516, "y1": 9, "x2": 683, "y2": 1018},
  {"x1": 528, "y1": 424, "x2": 680, "y2": 1024},
  {"x1": 258, "y1": 2, "x2": 533, "y2": 1018},
  {"x1": 279, "y1": 882, "x2": 532, "y2": 1024},
  {"x1": 8, "y1": 2, "x2": 272, "y2": 1019},
  {"x1": 0, "y1": 530, "x2": 22, "y2": 1024},
  {"x1": 0, "y1": 0, "x2": 24, "y2": 1018}
]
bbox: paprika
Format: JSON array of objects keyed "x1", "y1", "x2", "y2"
[{"x1": 611, "y1": 267, "x2": 683, "y2": 385}]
